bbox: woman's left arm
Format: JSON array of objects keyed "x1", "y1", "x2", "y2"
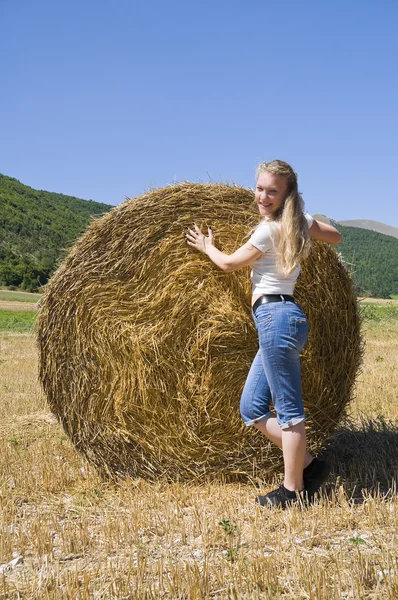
[
  {"x1": 309, "y1": 220, "x2": 342, "y2": 245},
  {"x1": 185, "y1": 223, "x2": 263, "y2": 272}
]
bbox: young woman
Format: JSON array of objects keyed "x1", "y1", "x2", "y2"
[{"x1": 185, "y1": 160, "x2": 341, "y2": 508}]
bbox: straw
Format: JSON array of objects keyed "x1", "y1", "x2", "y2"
[{"x1": 36, "y1": 183, "x2": 363, "y2": 482}]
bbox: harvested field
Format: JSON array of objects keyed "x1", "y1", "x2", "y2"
[
  {"x1": 359, "y1": 297, "x2": 398, "y2": 305},
  {"x1": 1, "y1": 316, "x2": 398, "y2": 598},
  {"x1": 0, "y1": 301, "x2": 38, "y2": 312},
  {"x1": 0, "y1": 290, "x2": 41, "y2": 303}
]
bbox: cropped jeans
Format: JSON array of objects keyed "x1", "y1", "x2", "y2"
[{"x1": 240, "y1": 299, "x2": 309, "y2": 430}]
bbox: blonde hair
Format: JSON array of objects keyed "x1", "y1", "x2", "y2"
[{"x1": 256, "y1": 159, "x2": 312, "y2": 275}]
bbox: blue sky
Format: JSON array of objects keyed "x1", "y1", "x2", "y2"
[{"x1": 1, "y1": 0, "x2": 397, "y2": 226}]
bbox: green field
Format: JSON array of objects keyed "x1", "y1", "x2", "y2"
[
  {"x1": 0, "y1": 303, "x2": 397, "y2": 333},
  {"x1": 359, "y1": 302, "x2": 398, "y2": 322},
  {"x1": 0, "y1": 310, "x2": 37, "y2": 331}
]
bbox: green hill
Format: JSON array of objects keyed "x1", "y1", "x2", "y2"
[
  {"x1": 0, "y1": 174, "x2": 397, "y2": 298},
  {"x1": 337, "y1": 219, "x2": 398, "y2": 239},
  {"x1": 0, "y1": 174, "x2": 113, "y2": 292},
  {"x1": 336, "y1": 224, "x2": 398, "y2": 298}
]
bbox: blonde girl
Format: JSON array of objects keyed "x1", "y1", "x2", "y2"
[{"x1": 185, "y1": 160, "x2": 341, "y2": 507}]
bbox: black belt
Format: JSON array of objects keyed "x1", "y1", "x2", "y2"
[{"x1": 252, "y1": 294, "x2": 295, "y2": 314}]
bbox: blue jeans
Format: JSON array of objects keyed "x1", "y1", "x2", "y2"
[{"x1": 240, "y1": 299, "x2": 309, "y2": 430}]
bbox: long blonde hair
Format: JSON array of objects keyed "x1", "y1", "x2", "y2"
[{"x1": 256, "y1": 160, "x2": 312, "y2": 275}]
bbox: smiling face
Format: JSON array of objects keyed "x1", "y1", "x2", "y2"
[{"x1": 255, "y1": 170, "x2": 288, "y2": 218}]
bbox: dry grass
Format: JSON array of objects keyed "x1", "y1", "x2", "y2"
[
  {"x1": 359, "y1": 298, "x2": 398, "y2": 305},
  {"x1": 0, "y1": 302, "x2": 38, "y2": 313},
  {"x1": 349, "y1": 321, "x2": 398, "y2": 422},
  {"x1": 1, "y1": 319, "x2": 397, "y2": 599},
  {"x1": 0, "y1": 290, "x2": 41, "y2": 303}
]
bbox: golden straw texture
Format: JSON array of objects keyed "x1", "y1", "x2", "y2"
[{"x1": 36, "y1": 183, "x2": 363, "y2": 481}]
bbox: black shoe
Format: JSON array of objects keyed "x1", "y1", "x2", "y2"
[
  {"x1": 256, "y1": 484, "x2": 305, "y2": 509},
  {"x1": 303, "y1": 458, "x2": 331, "y2": 500}
]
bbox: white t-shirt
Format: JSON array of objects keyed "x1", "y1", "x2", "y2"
[{"x1": 249, "y1": 213, "x2": 314, "y2": 295}]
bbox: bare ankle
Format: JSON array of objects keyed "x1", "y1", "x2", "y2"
[{"x1": 283, "y1": 479, "x2": 304, "y2": 492}]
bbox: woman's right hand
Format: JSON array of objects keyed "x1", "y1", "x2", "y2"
[{"x1": 185, "y1": 223, "x2": 214, "y2": 255}]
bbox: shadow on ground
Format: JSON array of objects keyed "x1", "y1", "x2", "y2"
[{"x1": 322, "y1": 416, "x2": 398, "y2": 498}]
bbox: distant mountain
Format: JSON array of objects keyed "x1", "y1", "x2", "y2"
[
  {"x1": 337, "y1": 219, "x2": 398, "y2": 239},
  {"x1": 0, "y1": 174, "x2": 113, "y2": 291},
  {"x1": 313, "y1": 215, "x2": 398, "y2": 239}
]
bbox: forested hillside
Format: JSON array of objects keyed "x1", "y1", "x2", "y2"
[
  {"x1": 0, "y1": 174, "x2": 397, "y2": 297},
  {"x1": 0, "y1": 174, "x2": 113, "y2": 291},
  {"x1": 336, "y1": 224, "x2": 398, "y2": 298}
]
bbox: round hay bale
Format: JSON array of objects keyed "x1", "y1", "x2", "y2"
[{"x1": 36, "y1": 183, "x2": 363, "y2": 481}]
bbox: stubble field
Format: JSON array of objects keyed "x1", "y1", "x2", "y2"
[{"x1": 0, "y1": 299, "x2": 398, "y2": 599}]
